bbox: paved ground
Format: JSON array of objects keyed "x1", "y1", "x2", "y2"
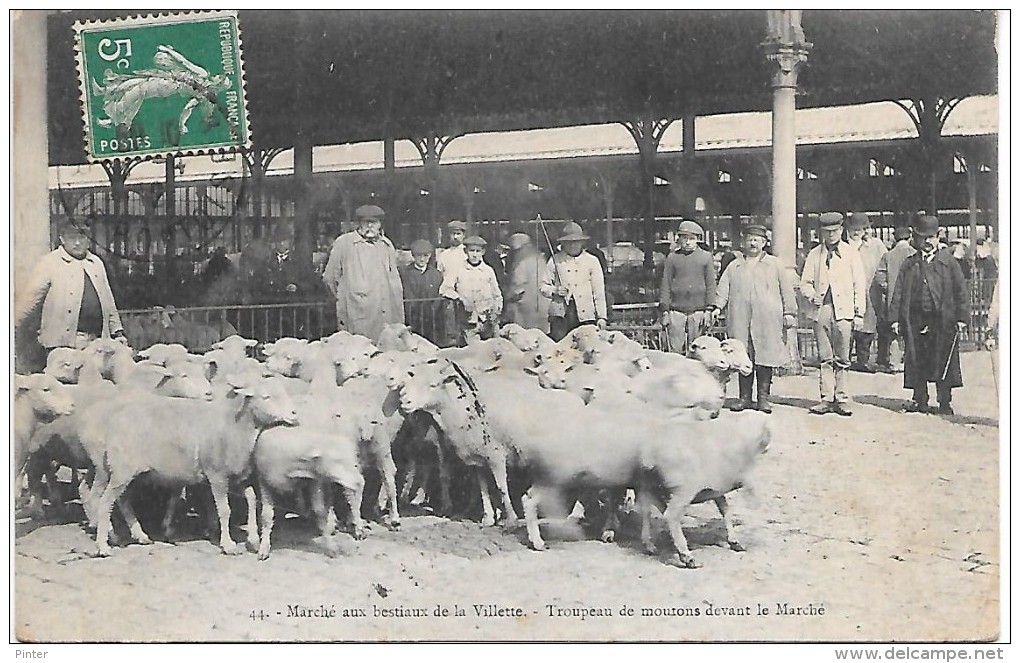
[{"x1": 13, "y1": 351, "x2": 1001, "y2": 642}]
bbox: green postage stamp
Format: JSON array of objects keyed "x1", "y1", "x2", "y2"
[{"x1": 74, "y1": 11, "x2": 250, "y2": 161}]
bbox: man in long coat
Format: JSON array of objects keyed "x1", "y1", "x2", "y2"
[
  {"x1": 322, "y1": 204, "x2": 404, "y2": 342},
  {"x1": 889, "y1": 215, "x2": 969, "y2": 415},
  {"x1": 711, "y1": 224, "x2": 797, "y2": 414},
  {"x1": 503, "y1": 233, "x2": 549, "y2": 333},
  {"x1": 872, "y1": 225, "x2": 916, "y2": 372}
]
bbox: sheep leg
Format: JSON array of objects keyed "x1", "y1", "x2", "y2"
[
  {"x1": 600, "y1": 489, "x2": 623, "y2": 544},
  {"x1": 43, "y1": 461, "x2": 63, "y2": 513},
  {"x1": 399, "y1": 461, "x2": 418, "y2": 503},
  {"x1": 663, "y1": 492, "x2": 700, "y2": 569},
  {"x1": 376, "y1": 450, "x2": 400, "y2": 530},
  {"x1": 243, "y1": 486, "x2": 260, "y2": 553},
  {"x1": 477, "y1": 470, "x2": 496, "y2": 527},
  {"x1": 94, "y1": 475, "x2": 132, "y2": 557},
  {"x1": 714, "y1": 494, "x2": 744, "y2": 552},
  {"x1": 637, "y1": 486, "x2": 659, "y2": 555},
  {"x1": 521, "y1": 486, "x2": 545, "y2": 550},
  {"x1": 207, "y1": 474, "x2": 241, "y2": 555},
  {"x1": 309, "y1": 480, "x2": 341, "y2": 558},
  {"x1": 325, "y1": 462, "x2": 367, "y2": 540},
  {"x1": 487, "y1": 452, "x2": 518, "y2": 525},
  {"x1": 256, "y1": 481, "x2": 276, "y2": 561},
  {"x1": 115, "y1": 495, "x2": 152, "y2": 545},
  {"x1": 85, "y1": 460, "x2": 111, "y2": 531},
  {"x1": 161, "y1": 487, "x2": 185, "y2": 541}
]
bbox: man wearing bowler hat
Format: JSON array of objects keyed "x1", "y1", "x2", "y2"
[
  {"x1": 322, "y1": 204, "x2": 404, "y2": 342},
  {"x1": 710, "y1": 224, "x2": 797, "y2": 413},
  {"x1": 888, "y1": 215, "x2": 969, "y2": 414},
  {"x1": 800, "y1": 212, "x2": 868, "y2": 416},
  {"x1": 540, "y1": 221, "x2": 607, "y2": 341},
  {"x1": 873, "y1": 225, "x2": 916, "y2": 372}
]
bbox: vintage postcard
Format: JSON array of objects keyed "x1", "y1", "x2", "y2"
[{"x1": 10, "y1": 9, "x2": 1005, "y2": 649}]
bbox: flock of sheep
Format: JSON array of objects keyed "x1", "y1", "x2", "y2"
[{"x1": 15, "y1": 321, "x2": 770, "y2": 569}]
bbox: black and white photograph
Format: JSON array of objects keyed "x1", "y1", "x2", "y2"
[{"x1": 10, "y1": 9, "x2": 1008, "y2": 651}]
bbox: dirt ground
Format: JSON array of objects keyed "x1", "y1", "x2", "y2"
[{"x1": 13, "y1": 351, "x2": 1001, "y2": 643}]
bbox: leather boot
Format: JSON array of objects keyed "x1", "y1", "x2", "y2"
[
  {"x1": 755, "y1": 366, "x2": 773, "y2": 414},
  {"x1": 731, "y1": 372, "x2": 754, "y2": 411}
]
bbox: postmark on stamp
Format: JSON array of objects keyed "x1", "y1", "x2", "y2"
[{"x1": 74, "y1": 11, "x2": 250, "y2": 162}]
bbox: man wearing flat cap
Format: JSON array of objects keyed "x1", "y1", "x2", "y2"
[
  {"x1": 16, "y1": 219, "x2": 127, "y2": 372},
  {"x1": 440, "y1": 235, "x2": 503, "y2": 344},
  {"x1": 322, "y1": 204, "x2": 404, "y2": 342},
  {"x1": 437, "y1": 219, "x2": 469, "y2": 276},
  {"x1": 872, "y1": 225, "x2": 916, "y2": 372},
  {"x1": 800, "y1": 212, "x2": 868, "y2": 416},
  {"x1": 540, "y1": 222, "x2": 607, "y2": 341},
  {"x1": 846, "y1": 211, "x2": 888, "y2": 372},
  {"x1": 400, "y1": 238, "x2": 444, "y2": 344},
  {"x1": 710, "y1": 224, "x2": 797, "y2": 414},
  {"x1": 888, "y1": 215, "x2": 969, "y2": 415}
]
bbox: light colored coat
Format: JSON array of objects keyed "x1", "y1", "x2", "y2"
[
  {"x1": 539, "y1": 251, "x2": 607, "y2": 323},
  {"x1": 505, "y1": 247, "x2": 550, "y2": 332},
  {"x1": 15, "y1": 247, "x2": 123, "y2": 348},
  {"x1": 800, "y1": 241, "x2": 868, "y2": 322},
  {"x1": 848, "y1": 236, "x2": 888, "y2": 333},
  {"x1": 439, "y1": 260, "x2": 503, "y2": 323},
  {"x1": 714, "y1": 254, "x2": 797, "y2": 368},
  {"x1": 322, "y1": 231, "x2": 404, "y2": 342},
  {"x1": 437, "y1": 245, "x2": 468, "y2": 274}
]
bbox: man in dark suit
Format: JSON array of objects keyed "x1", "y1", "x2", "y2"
[{"x1": 889, "y1": 215, "x2": 969, "y2": 415}]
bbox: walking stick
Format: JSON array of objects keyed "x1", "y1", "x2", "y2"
[
  {"x1": 537, "y1": 214, "x2": 568, "y2": 318},
  {"x1": 989, "y1": 344, "x2": 998, "y2": 396},
  {"x1": 940, "y1": 328, "x2": 960, "y2": 381}
]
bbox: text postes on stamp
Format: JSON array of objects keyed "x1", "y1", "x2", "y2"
[{"x1": 74, "y1": 11, "x2": 250, "y2": 162}]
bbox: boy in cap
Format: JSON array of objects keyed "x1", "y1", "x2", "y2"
[
  {"x1": 440, "y1": 235, "x2": 503, "y2": 345},
  {"x1": 889, "y1": 215, "x2": 969, "y2": 415},
  {"x1": 710, "y1": 224, "x2": 797, "y2": 413},
  {"x1": 800, "y1": 212, "x2": 868, "y2": 416},
  {"x1": 845, "y1": 211, "x2": 888, "y2": 372},
  {"x1": 540, "y1": 222, "x2": 608, "y2": 341},
  {"x1": 660, "y1": 219, "x2": 717, "y2": 354},
  {"x1": 322, "y1": 204, "x2": 405, "y2": 342},
  {"x1": 437, "y1": 219, "x2": 469, "y2": 275},
  {"x1": 400, "y1": 238, "x2": 444, "y2": 344}
]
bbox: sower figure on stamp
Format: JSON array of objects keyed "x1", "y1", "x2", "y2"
[
  {"x1": 660, "y1": 220, "x2": 717, "y2": 355},
  {"x1": 800, "y1": 212, "x2": 868, "y2": 417},
  {"x1": 709, "y1": 224, "x2": 797, "y2": 414},
  {"x1": 889, "y1": 215, "x2": 969, "y2": 415},
  {"x1": 15, "y1": 219, "x2": 127, "y2": 373},
  {"x1": 321, "y1": 204, "x2": 404, "y2": 343}
]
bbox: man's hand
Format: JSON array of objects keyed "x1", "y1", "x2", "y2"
[
  {"x1": 596, "y1": 318, "x2": 607, "y2": 331},
  {"x1": 555, "y1": 285, "x2": 570, "y2": 298},
  {"x1": 661, "y1": 312, "x2": 670, "y2": 327},
  {"x1": 783, "y1": 314, "x2": 797, "y2": 330},
  {"x1": 113, "y1": 332, "x2": 129, "y2": 346},
  {"x1": 956, "y1": 321, "x2": 968, "y2": 334},
  {"x1": 812, "y1": 296, "x2": 824, "y2": 307},
  {"x1": 707, "y1": 308, "x2": 720, "y2": 325},
  {"x1": 852, "y1": 315, "x2": 864, "y2": 331},
  {"x1": 891, "y1": 322, "x2": 900, "y2": 336}
]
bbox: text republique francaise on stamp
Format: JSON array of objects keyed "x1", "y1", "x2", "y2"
[{"x1": 74, "y1": 11, "x2": 250, "y2": 162}]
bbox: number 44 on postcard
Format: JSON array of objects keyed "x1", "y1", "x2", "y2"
[{"x1": 74, "y1": 11, "x2": 251, "y2": 161}]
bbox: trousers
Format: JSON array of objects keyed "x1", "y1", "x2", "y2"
[
  {"x1": 664, "y1": 310, "x2": 708, "y2": 355},
  {"x1": 814, "y1": 304, "x2": 853, "y2": 403}
]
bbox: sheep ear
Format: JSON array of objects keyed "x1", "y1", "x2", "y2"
[
  {"x1": 522, "y1": 366, "x2": 539, "y2": 376},
  {"x1": 15, "y1": 375, "x2": 31, "y2": 391},
  {"x1": 244, "y1": 339, "x2": 258, "y2": 348},
  {"x1": 381, "y1": 389, "x2": 401, "y2": 417}
]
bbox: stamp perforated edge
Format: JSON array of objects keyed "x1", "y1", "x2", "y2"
[{"x1": 72, "y1": 10, "x2": 253, "y2": 164}]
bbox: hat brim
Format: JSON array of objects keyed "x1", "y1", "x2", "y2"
[
  {"x1": 912, "y1": 228, "x2": 940, "y2": 238},
  {"x1": 559, "y1": 234, "x2": 589, "y2": 242},
  {"x1": 819, "y1": 224, "x2": 843, "y2": 231}
]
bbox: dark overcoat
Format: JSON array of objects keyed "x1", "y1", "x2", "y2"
[{"x1": 889, "y1": 248, "x2": 969, "y2": 389}]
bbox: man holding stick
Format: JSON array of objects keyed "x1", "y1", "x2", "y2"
[{"x1": 889, "y1": 215, "x2": 969, "y2": 415}]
